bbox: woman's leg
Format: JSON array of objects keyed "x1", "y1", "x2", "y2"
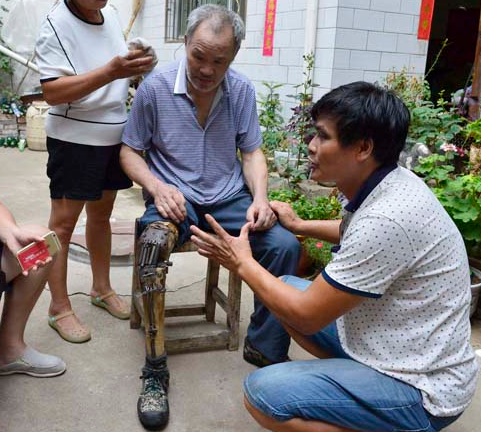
[
  {"x1": 47, "y1": 198, "x2": 86, "y2": 333},
  {"x1": 85, "y1": 190, "x2": 127, "y2": 311},
  {"x1": 0, "y1": 226, "x2": 54, "y2": 365}
]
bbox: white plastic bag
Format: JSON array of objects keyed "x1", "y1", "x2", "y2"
[
  {"x1": 1, "y1": 0, "x2": 57, "y2": 94},
  {"x1": 1, "y1": 0, "x2": 57, "y2": 55}
]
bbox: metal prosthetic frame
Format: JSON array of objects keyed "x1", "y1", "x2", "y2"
[{"x1": 137, "y1": 221, "x2": 178, "y2": 358}]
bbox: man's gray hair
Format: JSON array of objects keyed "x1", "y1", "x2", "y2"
[{"x1": 186, "y1": 4, "x2": 245, "y2": 54}]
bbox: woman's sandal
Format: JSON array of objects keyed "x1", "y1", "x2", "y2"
[
  {"x1": 91, "y1": 290, "x2": 130, "y2": 320},
  {"x1": 48, "y1": 310, "x2": 91, "y2": 343}
]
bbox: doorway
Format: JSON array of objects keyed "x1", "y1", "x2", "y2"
[{"x1": 425, "y1": 0, "x2": 480, "y2": 100}]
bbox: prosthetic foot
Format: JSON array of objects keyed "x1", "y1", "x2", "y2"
[
  {"x1": 138, "y1": 353, "x2": 170, "y2": 431},
  {"x1": 136, "y1": 222, "x2": 178, "y2": 430}
]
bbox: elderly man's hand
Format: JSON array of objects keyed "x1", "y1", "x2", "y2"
[
  {"x1": 269, "y1": 200, "x2": 301, "y2": 233},
  {"x1": 190, "y1": 214, "x2": 253, "y2": 273},
  {"x1": 153, "y1": 182, "x2": 187, "y2": 224},
  {"x1": 246, "y1": 198, "x2": 277, "y2": 231}
]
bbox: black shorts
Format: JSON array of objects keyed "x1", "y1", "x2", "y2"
[{"x1": 46, "y1": 137, "x2": 132, "y2": 201}]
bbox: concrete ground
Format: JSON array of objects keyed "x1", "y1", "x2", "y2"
[{"x1": 0, "y1": 149, "x2": 480, "y2": 432}]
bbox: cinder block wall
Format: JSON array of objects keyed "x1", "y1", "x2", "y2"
[
  {"x1": 134, "y1": 0, "x2": 427, "y2": 120},
  {"x1": 331, "y1": 0, "x2": 427, "y2": 88}
]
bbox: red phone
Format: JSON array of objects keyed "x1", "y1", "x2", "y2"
[{"x1": 16, "y1": 231, "x2": 61, "y2": 272}]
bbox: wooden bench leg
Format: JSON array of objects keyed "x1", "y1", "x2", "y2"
[
  {"x1": 227, "y1": 272, "x2": 242, "y2": 351},
  {"x1": 205, "y1": 258, "x2": 219, "y2": 322},
  {"x1": 130, "y1": 293, "x2": 142, "y2": 329},
  {"x1": 130, "y1": 219, "x2": 142, "y2": 329}
]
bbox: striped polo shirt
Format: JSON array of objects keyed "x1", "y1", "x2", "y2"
[{"x1": 122, "y1": 59, "x2": 262, "y2": 205}]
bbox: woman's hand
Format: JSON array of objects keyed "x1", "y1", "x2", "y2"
[
  {"x1": 269, "y1": 201, "x2": 302, "y2": 233},
  {"x1": 106, "y1": 49, "x2": 154, "y2": 80},
  {"x1": 5, "y1": 226, "x2": 52, "y2": 276},
  {"x1": 190, "y1": 214, "x2": 253, "y2": 273}
]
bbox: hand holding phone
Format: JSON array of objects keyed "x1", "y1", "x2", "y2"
[{"x1": 16, "y1": 231, "x2": 61, "y2": 273}]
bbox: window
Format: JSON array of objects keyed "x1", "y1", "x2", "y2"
[{"x1": 165, "y1": 0, "x2": 247, "y2": 42}]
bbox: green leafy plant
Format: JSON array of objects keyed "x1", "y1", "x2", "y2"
[
  {"x1": 434, "y1": 175, "x2": 481, "y2": 258},
  {"x1": 258, "y1": 82, "x2": 284, "y2": 133},
  {"x1": 283, "y1": 52, "x2": 319, "y2": 185},
  {"x1": 257, "y1": 82, "x2": 286, "y2": 158},
  {"x1": 384, "y1": 68, "x2": 465, "y2": 151},
  {"x1": 301, "y1": 238, "x2": 334, "y2": 271},
  {"x1": 463, "y1": 118, "x2": 481, "y2": 143},
  {"x1": 0, "y1": 46, "x2": 26, "y2": 118},
  {"x1": 269, "y1": 189, "x2": 342, "y2": 220},
  {"x1": 269, "y1": 189, "x2": 342, "y2": 270},
  {"x1": 414, "y1": 154, "x2": 481, "y2": 258},
  {"x1": 384, "y1": 68, "x2": 430, "y2": 110},
  {"x1": 414, "y1": 153, "x2": 456, "y2": 183},
  {"x1": 409, "y1": 94, "x2": 465, "y2": 150}
]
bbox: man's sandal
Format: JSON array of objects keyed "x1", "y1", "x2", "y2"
[
  {"x1": 91, "y1": 290, "x2": 130, "y2": 320},
  {"x1": 48, "y1": 310, "x2": 91, "y2": 343}
]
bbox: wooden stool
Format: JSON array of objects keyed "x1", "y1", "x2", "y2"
[{"x1": 130, "y1": 219, "x2": 242, "y2": 353}]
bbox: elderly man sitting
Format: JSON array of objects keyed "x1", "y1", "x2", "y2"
[{"x1": 120, "y1": 4, "x2": 300, "y2": 430}]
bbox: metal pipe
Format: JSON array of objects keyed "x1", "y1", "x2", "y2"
[
  {"x1": 303, "y1": 0, "x2": 319, "y2": 82},
  {"x1": 0, "y1": 44, "x2": 39, "y2": 73}
]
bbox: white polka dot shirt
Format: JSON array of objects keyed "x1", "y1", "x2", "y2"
[{"x1": 324, "y1": 166, "x2": 479, "y2": 416}]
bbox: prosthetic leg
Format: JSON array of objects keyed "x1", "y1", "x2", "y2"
[{"x1": 136, "y1": 221, "x2": 178, "y2": 431}]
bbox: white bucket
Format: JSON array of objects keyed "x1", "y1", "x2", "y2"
[{"x1": 26, "y1": 101, "x2": 49, "y2": 151}]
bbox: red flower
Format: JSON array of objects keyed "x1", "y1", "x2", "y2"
[{"x1": 316, "y1": 242, "x2": 323, "y2": 248}]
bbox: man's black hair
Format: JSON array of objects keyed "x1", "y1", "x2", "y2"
[{"x1": 311, "y1": 81, "x2": 410, "y2": 165}]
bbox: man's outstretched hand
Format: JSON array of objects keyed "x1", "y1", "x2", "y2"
[{"x1": 190, "y1": 214, "x2": 253, "y2": 273}]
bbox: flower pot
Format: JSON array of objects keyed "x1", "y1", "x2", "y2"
[{"x1": 296, "y1": 244, "x2": 314, "y2": 278}]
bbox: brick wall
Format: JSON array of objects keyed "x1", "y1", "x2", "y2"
[
  {"x1": 134, "y1": 0, "x2": 427, "y2": 120},
  {"x1": 331, "y1": 0, "x2": 427, "y2": 88},
  {"x1": 0, "y1": 113, "x2": 25, "y2": 140}
]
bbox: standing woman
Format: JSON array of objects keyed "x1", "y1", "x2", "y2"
[{"x1": 35, "y1": 0, "x2": 154, "y2": 343}]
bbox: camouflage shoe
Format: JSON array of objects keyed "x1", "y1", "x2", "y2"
[{"x1": 137, "y1": 358, "x2": 170, "y2": 430}]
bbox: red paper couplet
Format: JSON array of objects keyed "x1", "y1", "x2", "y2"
[
  {"x1": 263, "y1": 0, "x2": 277, "y2": 56},
  {"x1": 418, "y1": 0, "x2": 435, "y2": 40}
]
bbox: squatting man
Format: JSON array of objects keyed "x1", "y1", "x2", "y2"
[{"x1": 191, "y1": 82, "x2": 479, "y2": 432}]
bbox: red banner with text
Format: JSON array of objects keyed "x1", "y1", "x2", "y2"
[
  {"x1": 417, "y1": 0, "x2": 435, "y2": 40},
  {"x1": 263, "y1": 0, "x2": 277, "y2": 56}
]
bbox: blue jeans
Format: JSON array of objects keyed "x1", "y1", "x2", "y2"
[
  {"x1": 139, "y1": 187, "x2": 301, "y2": 361},
  {"x1": 243, "y1": 276, "x2": 462, "y2": 432}
]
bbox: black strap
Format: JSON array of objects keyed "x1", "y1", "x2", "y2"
[{"x1": 0, "y1": 243, "x2": 7, "y2": 294}]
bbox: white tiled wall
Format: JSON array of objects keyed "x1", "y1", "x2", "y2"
[{"x1": 133, "y1": 0, "x2": 428, "y2": 120}]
